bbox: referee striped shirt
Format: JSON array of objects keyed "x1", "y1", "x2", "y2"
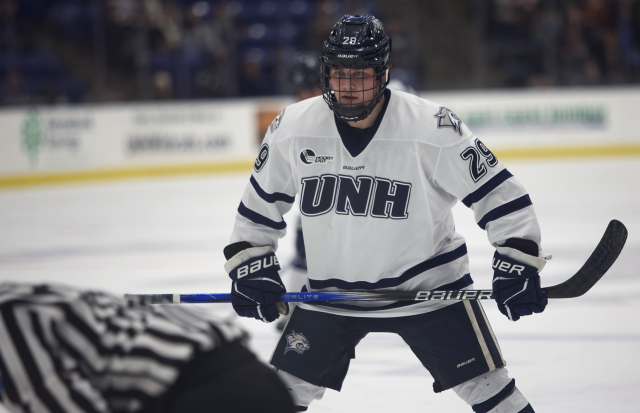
[{"x1": 0, "y1": 283, "x2": 246, "y2": 413}]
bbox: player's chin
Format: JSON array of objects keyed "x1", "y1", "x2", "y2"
[{"x1": 338, "y1": 97, "x2": 361, "y2": 106}]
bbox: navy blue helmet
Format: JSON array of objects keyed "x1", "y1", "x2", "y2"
[{"x1": 320, "y1": 15, "x2": 391, "y2": 121}]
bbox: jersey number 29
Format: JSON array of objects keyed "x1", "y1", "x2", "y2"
[{"x1": 460, "y1": 139, "x2": 497, "y2": 182}]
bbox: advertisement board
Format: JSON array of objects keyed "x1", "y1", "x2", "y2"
[
  {"x1": 1, "y1": 87, "x2": 638, "y2": 188},
  {"x1": 423, "y1": 87, "x2": 640, "y2": 158},
  {"x1": 0, "y1": 101, "x2": 258, "y2": 173}
]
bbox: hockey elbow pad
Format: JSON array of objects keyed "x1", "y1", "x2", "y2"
[
  {"x1": 224, "y1": 242, "x2": 289, "y2": 323},
  {"x1": 492, "y1": 238, "x2": 548, "y2": 322}
]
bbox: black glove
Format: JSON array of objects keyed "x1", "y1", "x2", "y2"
[
  {"x1": 224, "y1": 242, "x2": 289, "y2": 323},
  {"x1": 492, "y1": 238, "x2": 548, "y2": 322}
]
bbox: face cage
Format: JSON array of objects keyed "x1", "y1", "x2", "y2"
[{"x1": 320, "y1": 65, "x2": 390, "y2": 122}]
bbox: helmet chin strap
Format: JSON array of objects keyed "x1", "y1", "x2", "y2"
[{"x1": 334, "y1": 101, "x2": 367, "y2": 121}]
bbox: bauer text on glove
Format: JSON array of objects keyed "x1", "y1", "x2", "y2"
[
  {"x1": 224, "y1": 242, "x2": 289, "y2": 323},
  {"x1": 492, "y1": 238, "x2": 548, "y2": 322}
]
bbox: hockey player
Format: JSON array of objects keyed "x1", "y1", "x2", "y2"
[
  {"x1": 0, "y1": 282, "x2": 295, "y2": 413},
  {"x1": 275, "y1": 54, "x2": 419, "y2": 334},
  {"x1": 224, "y1": 15, "x2": 547, "y2": 412}
]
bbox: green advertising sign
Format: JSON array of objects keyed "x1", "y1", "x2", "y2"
[
  {"x1": 21, "y1": 110, "x2": 45, "y2": 166},
  {"x1": 460, "y1": 106, "x2": 606, "y2": 129}
]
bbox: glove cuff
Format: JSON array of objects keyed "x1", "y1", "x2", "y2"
[
  {"x1": 224, "y1": 245, "x2": 274, "y2": 273},
  {"x1": 493, "y1": 250, "x2": 539, "y2": 279},
  {"x1": 228, "y1": 252, "x2": 281, "y2": 281},
  {"x1": 495, "y1": 246, "x2": 548, "y2": 272}
]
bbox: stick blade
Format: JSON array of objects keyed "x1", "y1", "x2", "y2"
[{"x1": 546, "y1": 220, "x2": 628, "y2": 299}]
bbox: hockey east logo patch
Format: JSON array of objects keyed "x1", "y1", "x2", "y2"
[
  {"x1": 300, "y1": 148, "x2": 335, "y2": 165},
  {"x1": 285, "y1": 331, "x2": 310, "y2": 355}
]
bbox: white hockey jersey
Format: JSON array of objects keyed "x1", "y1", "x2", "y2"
[{"x1": 230, "y1": 89, "x2": 542, "y2": 317}]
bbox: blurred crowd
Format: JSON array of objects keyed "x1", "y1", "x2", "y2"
[
  {"x1": 1, "y1": 0, "x2": 640, "y2": 106},
  {"x1": 486, "y1": 0, "x2": 640, "y2": 87}
]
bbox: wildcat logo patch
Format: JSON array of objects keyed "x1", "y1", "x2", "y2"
[
  {"x1": 285, "y1": 331, "x2": 310, "y2": 355},
  {"x1": 270, "y1": 108, "x2": 285, "y2": 132},
  {"x1": 434, "y1": 106, "x2": 464, "y2": 136}
]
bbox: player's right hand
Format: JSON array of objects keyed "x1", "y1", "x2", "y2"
[
  {"x1": 491, "y1": 238, "x2": 548, "y2": 322},
  {"x1": 224, "y1": 243, "x2": 289, "y2": 323}
]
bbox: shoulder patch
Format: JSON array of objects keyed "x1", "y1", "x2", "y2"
[
  {"x1": 434, "y1": 106, "x2": 464, "y2": 136},
  {"x1": 270, "y1": 108, "x2": 286, "y2": 133},
  {"x1": 254, "y1": 143, "x2": 269, "y2": 172}
]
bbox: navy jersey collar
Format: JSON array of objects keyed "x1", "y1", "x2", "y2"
[{"x1": 334, "y1": 88, "x2": 391, "y2": 158}]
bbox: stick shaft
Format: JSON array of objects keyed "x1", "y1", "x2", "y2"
[
  {"x1": 125, "y1": 220, "x2": 626, "y2": 305},
  {"x1": 126, "y1": 290, "x2": 496, "y2": 304}
]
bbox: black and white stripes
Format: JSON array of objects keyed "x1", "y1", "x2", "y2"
[{"x1": 0, "y1": 283, "x2": 244, "y2": 413}]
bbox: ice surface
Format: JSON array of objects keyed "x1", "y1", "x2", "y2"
[{"x1": 1, "y1": 158, "x2": 639, "y2": 412}]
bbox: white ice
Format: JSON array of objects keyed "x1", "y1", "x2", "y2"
[{"x1": 1, "y1": 157, "x2": 639, "y2": 412}]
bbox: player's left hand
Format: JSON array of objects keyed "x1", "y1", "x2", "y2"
[{"x1": 492, "y1": 239, "x2": 548, "y2": 322}]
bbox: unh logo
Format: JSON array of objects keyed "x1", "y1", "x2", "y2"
[
  {"x1": 300, "y1": 174, "x2": 411, "y2": 219},
  {"x1": 285, "y1": 331, "x2": 310, "y2": 355},
  {"x1": 300, "y1": 149, "x2": 335, "y2": 165}
]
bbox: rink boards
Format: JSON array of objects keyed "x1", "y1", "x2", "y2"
[{"x1": 1, "y1": 87, "x2": 640, "y2": 188}]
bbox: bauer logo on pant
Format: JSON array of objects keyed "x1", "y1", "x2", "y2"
[{"x1": 285, "y1": 331, "x2": 310, "y2": 354}]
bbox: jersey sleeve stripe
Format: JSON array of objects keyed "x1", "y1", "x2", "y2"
[
  {"x1": 461, "y1": 169, "x2": 513, "y2": 208},
  {"x1": 302, "y1": 273, "x2": 473, "y2": 312},
  {"x1": 238, "y1": 202, "x2": 287, "y2": 230},
  {"x1": 250, "y1": 176, "x2": 295, "y2": 204},
  {"x1": 308, "y1": 244, "x2": 468, "y2": 290},
  {"x1": 477, "y1": 195, "x2": 533, "y2": 230}
]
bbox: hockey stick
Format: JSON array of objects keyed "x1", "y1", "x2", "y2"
[{"x1": 126, "y1": 220, "x2": 627, "y2": 304}]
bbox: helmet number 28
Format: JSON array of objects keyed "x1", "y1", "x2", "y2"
[{"x1": 343, "y1": 37, "x2": 357, "y2": 45}]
